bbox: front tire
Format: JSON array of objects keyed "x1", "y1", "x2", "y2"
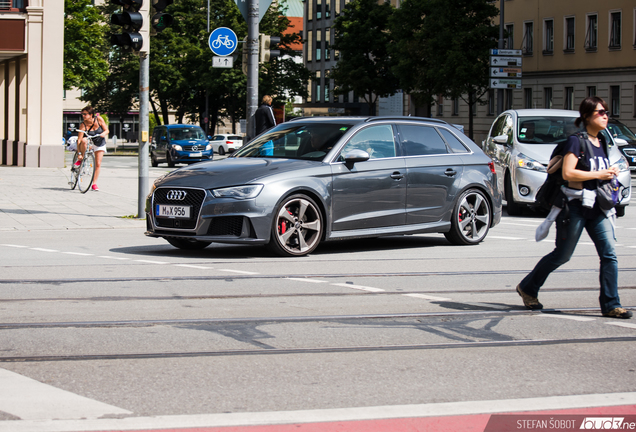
[
  {"x1": 167, "y1": 152, "x2": 175, "y2": 168},
  {"x1": 505, "y1": 175, "x2": 522, "y2": 216},
  {"x1": 444, "y1": 189, "x2": 491, "y2": 245},
  {"x1": 151, "y1": 153, "x2": 159, "y2": 167},
  {"x1": 166, "y1": 238, "x2": 212, "y2": 250},
  {"x1": 269, "y1": 194, "x2": 323, "y2": 257},
  {"x1": 77, "y1": 153, "x2": 95, "y2": 194},
  {"x1": 69, "y1": 152, "x2": 79, "y2": 190}
]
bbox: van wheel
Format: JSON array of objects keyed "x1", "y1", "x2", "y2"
[
  {"x1": 167, "y1": 152, "x2": 175, "y2": 168},
  {"x1": 151, "y1": 153, "x2": 159, "y2": 167}
]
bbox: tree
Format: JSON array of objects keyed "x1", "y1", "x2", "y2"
[
  {"x1": 331, "y1": 0, "x2": 399, "y2": 115},
  {"x1": 63, "y1": 0, "x2": 110, "y2": 91}
]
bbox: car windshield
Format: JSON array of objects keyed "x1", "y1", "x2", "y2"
[
  {"x1": 517, "y1": 116, "x2": 581, "y2": 144},
  {"x1": 233, "y1": 122, "x2": 355, "y2": 160},
  {"x1": 169, "y1": 128, "x2": 206, "y2": 141},
  {"x1": 607, "y1": 122, "x2": 636, "y2": 143}
]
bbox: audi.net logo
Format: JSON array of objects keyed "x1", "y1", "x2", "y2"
[{"x1": 167, "y1": 190, "x2": 188, "y2": 201}]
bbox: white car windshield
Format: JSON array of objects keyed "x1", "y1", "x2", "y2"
[{"x1": 517, "y1": 116, "x2": 581, "y2": 144}]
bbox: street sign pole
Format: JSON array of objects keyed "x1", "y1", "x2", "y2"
[
  {"x1": 246, "y1": 0, "x2": 259, "y2": 140},
  {"x1": 496, "y1": 0, "x2": 504, "y2": 116},
  {"x1": 138, "y1": 1, "x2": 150, "y2": 219}
]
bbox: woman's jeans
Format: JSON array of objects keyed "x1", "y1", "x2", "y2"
[{"x1": 519, "y1": 201, "x2": 621, "y2": 313}]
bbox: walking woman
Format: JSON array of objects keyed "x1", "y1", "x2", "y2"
[
  {"x1": 75, "y1": 105, "x2": 109, "y2": 191},
  {"x1": 516, "y1": 96, "x2": 632, "y2": 319}
]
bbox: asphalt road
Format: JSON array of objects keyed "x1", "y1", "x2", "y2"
[{"x1": 0, "y1": 157, "x2": 635, "y2": 431}]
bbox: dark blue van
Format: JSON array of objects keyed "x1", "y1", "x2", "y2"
[{"x1": 150, "y1": 124, "x2": 213, "y2": 167}]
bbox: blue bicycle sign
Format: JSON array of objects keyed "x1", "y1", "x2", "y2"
[{"x1": 209, "y1": 27, "x2": 238, "y2": 56}]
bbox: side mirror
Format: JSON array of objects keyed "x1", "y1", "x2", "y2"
[
  {"x1": 493, "y1": 135, "x2": 509, "y2": 145},
  {"x1": 207, "y1": 135, "x2": 212, "y2": 140},
  {"x1": 343, "y1": 149, "x2": 370, "y2": 168},
  {"x1": 614, "y1": 138, "x2": 628, "y2": 146}
]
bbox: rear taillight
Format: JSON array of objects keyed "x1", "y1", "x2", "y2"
[
  {"x1": 226, "y1": 141, "x2": 232, "y2": 144},
  {"x1": 488, "y1": 162, "x2": 496, "y2": 173}
]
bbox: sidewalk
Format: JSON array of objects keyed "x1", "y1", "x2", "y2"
[{"x1": 0, "y1": 152, "x2": 163, "y2": 232}]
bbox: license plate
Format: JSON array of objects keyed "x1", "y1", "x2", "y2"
[
  {"x1": 156, "y1": 204, "x2": 191, "y2": 219},
  {"x1": 190, "y1": 152, "x2": 202, "y2": 157}
]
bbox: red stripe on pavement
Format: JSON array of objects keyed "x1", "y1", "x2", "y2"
[{"x1": 95, "y1": 404, "x2": 636, "y2": 432}]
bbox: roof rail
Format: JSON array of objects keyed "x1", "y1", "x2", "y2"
[{"x1": 365, "y1": 116, "x2": 449, "y2": 125}]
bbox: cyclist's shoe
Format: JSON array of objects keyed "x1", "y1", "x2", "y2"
[
  {"x1": 73, "y1": 160, "x2": 81, "y2": 169},
  {"x1": 91, "y1": 184, "x2": 99, "y2": 191}
]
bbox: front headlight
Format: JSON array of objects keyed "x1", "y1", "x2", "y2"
[
  {"x1": 211, "y1": 184, "x2": 263, "y2": 199},
  {"x1": 516, "y1": 153, "x2": 547, "y2": 173},
  {"x1": 206, "y1": 144, "x2": 213, "y2": 151},
  {"x1": 613, "y1": 155, "x2": 629, "y2": 172},
  {"x1": 171, "y1": 144, "x2": 183, "y2": 151}
]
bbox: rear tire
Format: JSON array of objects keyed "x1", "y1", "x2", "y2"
[
  {"x1": 444, "y1": 188, "x2": 491, "y2": 245},
  {"x1": 77, "y1": 153, "x2": 95, "y2": 194},
  {"x1": 218, "y1": 146, "x2": 225, "y2": 156},
  {"x1": 166, "y1": 238, "x2": 212, "y2": 250},
  {"x1": 69, "y1": 152, "x2": 79, "y2": 190}
]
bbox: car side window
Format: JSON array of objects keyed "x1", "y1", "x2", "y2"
[
  {"x1": 339, "y1": 125, "x2": 396, "y2": 160},
  {"x1": 211, "y1": 135, "x2": 221, "y2": 140},
  {"x1": 438, "y1": 128, "x2": 469, "y2": 153},
  {"x1": 398, "y1": 124, "x2": 449, "y2": 156}
]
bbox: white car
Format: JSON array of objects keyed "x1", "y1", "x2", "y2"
[
  {"x1": 483, "y1": 109, "x2": 631, "y2": 216},
  {"x1": 209, "y1": 134, "x2": 244, "y2": 155}
]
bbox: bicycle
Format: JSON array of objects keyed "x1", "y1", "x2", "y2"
[
  {"x1": 211, "y1": 35, "x2": 235, "y2": 50},
  {"x1": 69, "y1": 135, "x2": 97, "y2": 193}
]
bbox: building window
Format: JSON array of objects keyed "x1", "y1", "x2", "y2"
[
  {"x1": 307, "y1": 79, "x2": 312, "y2": 102},
  {"x1": 308, "y1": 0, "x2": 313, "y2": 21},
  {"x1": 585, "y1": 14, "x2": 598, "y2": 51},
  {"x1": 487, "y1": 90, "x2": 495, "y2": 116},
  {"x1": 522, "y1": 22, "x2": 533, "y2": 55},
  {"x1": 316, "y1": 0, "x2": 322, "y2": 19},
  {"x1": 564, "y1": 87, "x2": 574, "y2": 110},
  {"x1": 505, "y1": 24, "x2": 514, "y2": 49},
  {"x1": 564, "y1": 17, "x2": 575, "y2": 52},
  {"x1": 544, "y1": 87, "x2": 553, "y2": 109},
  {"x1": 543, "y1": 19, "x2": 554, "y2": 54},
  {"x1": 436, "y1": 95, "x2": 444, "y2": 116},
  {"x1": 609, "y1": 11, "x2": 621, "y2": 49},
  {"x1": 325, "y1": 0, "x2": 330, "y2": 18},
  {"x1": 325, "y1": 28, "x2": 331, "y2": 60},
  {"x1": 307, "y1": 31, "x2": 313, "y2": 62},
  {"x1": 315, "y1": 30, "x2": 322, "y2": 61},
  {"x1": 452, "y1": 98, "x2": 459, "y2": 116},
  {"x1": 325, "y1": 78, "x2": 330, "y2": 102},
  {"x1": 610, "y1": 86, "x2": 620, "y2": 116},
  {"x1": 524, "y1": 88, "x2": 533, "y2": 108},
  {"x1": 316, "y1": 71, "x2": 321, "y2": 102},
  {"x1": 587, "y1": 86, "x2": 596, "y2": 97},
  {"x1": 335, "y1": 0, "x2": 340, "y2": 15}
]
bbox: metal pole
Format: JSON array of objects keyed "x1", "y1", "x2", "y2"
[
  {"x1": 206, "y1": 0, "x2": 210, "y2": 136},
  {"x1": 138, "y1": 52, "x2": 150, "y2": 218},
  {"x1": 246, "y1": 0, "x2": 259, "y2": 139},
  {"x1": 496, "y1": 0, "x2": 504, "y2": 115}
]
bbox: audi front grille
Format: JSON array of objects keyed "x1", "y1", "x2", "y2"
[{"x1": 153, "y1": 187, "x2": 206, "y2": 230}]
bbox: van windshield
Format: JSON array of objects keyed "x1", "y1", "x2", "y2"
[
  {"x1": 517, "y1": 116, "x2": 581, "y2": 144},
  {"x1": 169, "y1": 128, "x2": 206, "y2": 141}
]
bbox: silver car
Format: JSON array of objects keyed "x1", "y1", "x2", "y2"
[
  {"x1": 146, "y1": 117, "x2": 502, "y2": 256},
  {"x1": 483, "y1": 109, "x2": 631, "y2": 216}
]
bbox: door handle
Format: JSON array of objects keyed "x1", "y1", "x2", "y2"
[
  {"x1": 445, "y1": 168, "x2": 457, "y2": 177},
  {"x1": 390, "y1": 171, "x2": 404, "y2": 180}
]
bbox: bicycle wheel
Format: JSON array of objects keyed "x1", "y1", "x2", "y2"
[
  {"x1": 69, "y1": 152, "x2": 79, "y2": 190},
  {"x1": 77, "y1": 152, "x2": 95, "y2": 193}
]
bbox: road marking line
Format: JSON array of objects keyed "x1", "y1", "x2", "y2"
[
  {"x1": 175, "y1": 264, "x2": 212, "y2": 269},
  {"x1": 1, "y1": 244, "x2": 28, "y2": 248},
  {"x1": 30, "y1": 248, "x2": 58, "y2": 253},
  {"x1": 488, "y1": 236, "x2": 526, "y2": 240},
  {"x1": 499, "y1": 222, "x2": 540, "y2": 227},
  {"x1": 135, "y1": 259, "x2": 169, "y2": 264},
  {"x1": 403, "y1": 293, "x2": 452, "y2": 301},
  {"x1": 287, "y1": 278, "x2": 329, "y2": 283},
  {"x1": 1, "y1": 392, "x2": 634, "y2": 431},
  {"x1": 98, "y1": 256, "x2": 129, "y2": 260},
  {"x1": 331, "y1": 283, "x2": 385, "y2": 293},
  {"x1": 63, "y1": 252, "x2": 94, "y2": 256},
  {"x1": 536, "y1": 313, "x2": 596, "y2": 322},
  {"x1": 219, "y1": 269, "x2": 260, "y2": 275},
  {"x1": 606, "y1": 322, "x2": 636, "y2": 329},
  {"x1": 0, "y1": 368, "x2": 131, "y2": 421}
]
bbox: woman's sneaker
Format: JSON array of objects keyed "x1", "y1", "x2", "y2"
[
  {"x1": 603, "y1": 308, "x2": 633, "y2": 319},
  {"x1": 91, "y1": 184, "x2": 99, "y2": 191},
  {"x1": 516, "y1": 284, "x2": 543, "y2": 310}
]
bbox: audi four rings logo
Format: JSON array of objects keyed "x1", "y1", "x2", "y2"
[
  {"x1": 191, "y1": 145, "x2": 198, "y2": 151},
  {"x1": 167, "y1": 190, "x2": 188, "y2": 201}
]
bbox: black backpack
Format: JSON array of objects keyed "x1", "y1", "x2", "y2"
[{"x1": 534, "y1": 132, "x2": 589, "y2": 211}]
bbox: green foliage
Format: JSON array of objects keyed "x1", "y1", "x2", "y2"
[
  {"x1": 331, "y1": 0, "x2": 399, "y2": 114},
  {"x1": 63, "y1": 0, "x2": 110, "y2": 91},
  {"x1": 99, "y1": 113, "x2": 109, "y2": 125},
  {"x1": 149, "y1": 113, "x2": 158, "y2": 134}
]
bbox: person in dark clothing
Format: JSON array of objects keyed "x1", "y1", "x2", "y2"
[{"x1": 254, "y1": 95, "x2": 276, "y2": 136}]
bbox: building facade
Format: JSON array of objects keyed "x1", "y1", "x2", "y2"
[{"x1": 0, "y1": 0, "x2": 64, "y2": 167}]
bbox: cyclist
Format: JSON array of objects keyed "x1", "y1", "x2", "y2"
[{"x1": 75, "y1": 105, "x2": 109, "y2": 191}]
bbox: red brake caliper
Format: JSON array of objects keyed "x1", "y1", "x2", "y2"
[{"x1": 279, "y1": 209, "x2": 294, "y2": 234}]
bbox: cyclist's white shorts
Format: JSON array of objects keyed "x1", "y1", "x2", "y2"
[{"x1": 94, "y1": 144, "x2": 107, "y2": 154}]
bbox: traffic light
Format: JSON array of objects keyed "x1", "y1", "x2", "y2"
[
  {"x1": 111, "y1": 0, "x2": 145, "y2": 52},
  {"x1": 151, "y1": 0, "x2": 174, "y2": 33},
  {"x1": 259, "y1": 34, "x2": 281, "y2": 63}
]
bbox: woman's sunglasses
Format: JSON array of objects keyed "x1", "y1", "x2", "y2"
[{"x1": 594, "y1": 109, "x2": 609, "y2": 117}]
